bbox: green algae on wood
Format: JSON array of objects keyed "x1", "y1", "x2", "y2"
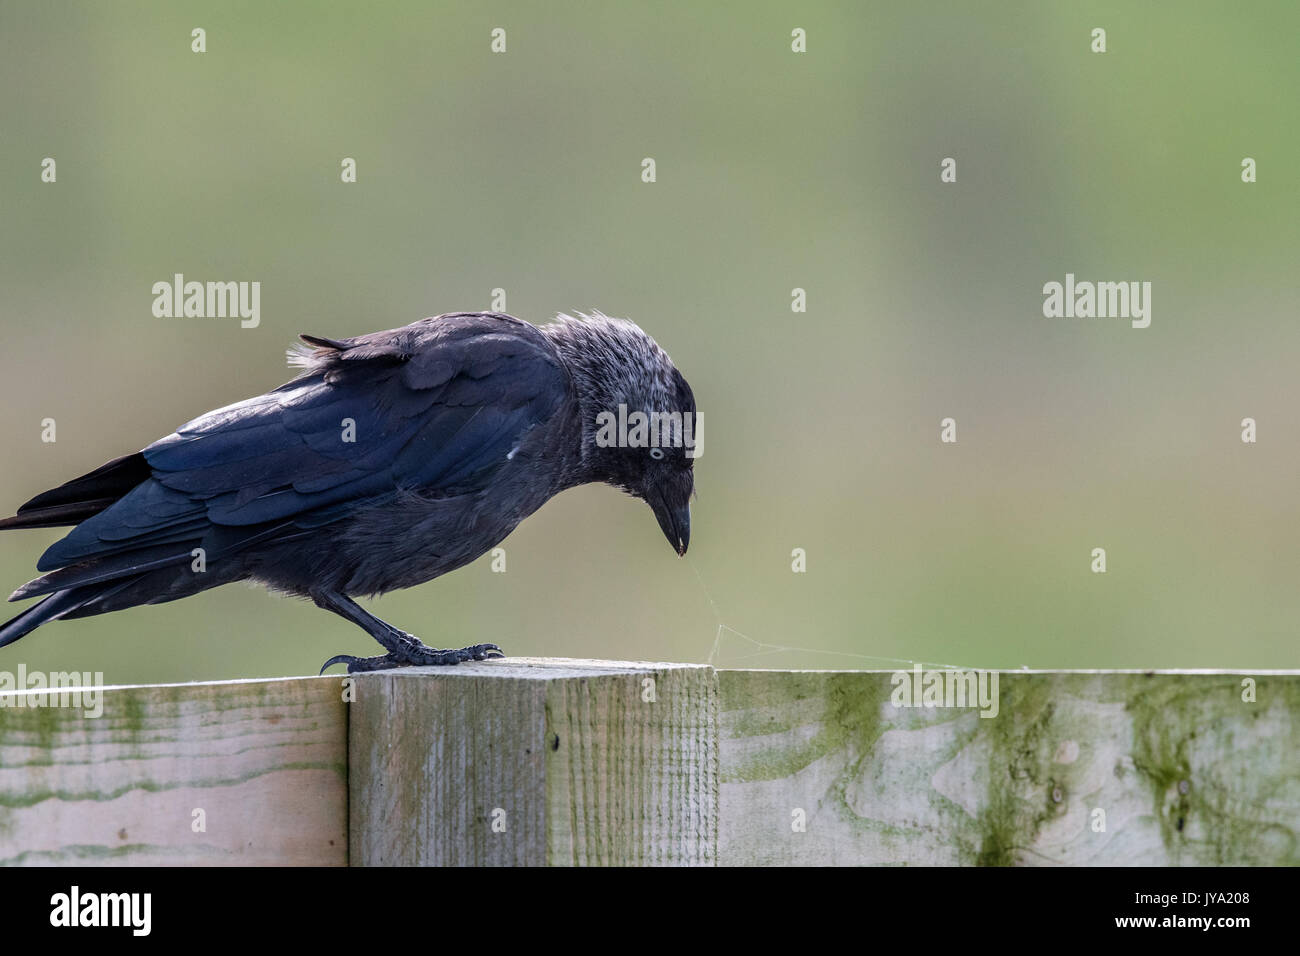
[
  {"x1": 719, "y1": 669, "x2": 1300, "y2": 866},
  {"x1": 0, "y1": 675, "x2": 347, "y2": 866}
]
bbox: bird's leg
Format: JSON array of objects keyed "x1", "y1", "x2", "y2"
[{"x1": 312, "y1": 589, "x2": 504, "y2": 674}]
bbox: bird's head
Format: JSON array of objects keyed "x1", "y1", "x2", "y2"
[{"x1": 544, "y1": 312, "x2": 699, "y2": 556}]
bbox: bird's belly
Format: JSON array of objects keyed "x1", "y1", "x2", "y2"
[{"x1": 332, "y1": 482, "x2": 551, "y2": 596}]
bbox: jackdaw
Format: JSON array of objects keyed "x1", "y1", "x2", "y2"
[{"x1": 0, "y1": 311, "x2": 698, "y2": 672}]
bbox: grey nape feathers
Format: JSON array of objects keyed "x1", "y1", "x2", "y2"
[{"x1": 0, "y1": 311, "x2": 698, "y2": 672}]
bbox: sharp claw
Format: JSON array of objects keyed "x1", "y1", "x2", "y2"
[{"x1": 319, "y1": 654, "x2": 358, "y2": 675}]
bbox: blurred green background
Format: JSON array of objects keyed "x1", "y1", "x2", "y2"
[{"x1": 1, "y1": 1, "x2": 1297, "y2": 682}]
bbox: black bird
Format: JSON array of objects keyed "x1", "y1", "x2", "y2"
[{"x1": 0, "y1": 311, "x2": 698, "y2": 672}]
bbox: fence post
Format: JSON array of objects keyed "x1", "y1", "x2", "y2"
[{"x1": 347, "y1": 657, "x2": 718, "y2": 865}]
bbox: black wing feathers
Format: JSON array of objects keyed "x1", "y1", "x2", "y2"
[
  {"x1": 5, "y1": 313, "x2": 570, "y2": 599},
  {"x1": 0, "y1": 453, "x2": 151, "y2": 530}
]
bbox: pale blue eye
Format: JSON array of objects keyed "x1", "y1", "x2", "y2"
[{"x1": 650, "y1": 447, "x2": 665, "y2": 460}]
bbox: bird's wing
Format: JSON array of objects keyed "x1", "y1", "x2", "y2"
[{"x1": 35, "y1": 314, "x2": 571, "y2": 572}]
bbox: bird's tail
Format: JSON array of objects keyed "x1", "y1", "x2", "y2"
[
  {"x1": 0, "y1": 587, "x2": 97, "y2": 649},
  {"x1": 0, "y1": 453, "x2": 151, "y2": 532}
]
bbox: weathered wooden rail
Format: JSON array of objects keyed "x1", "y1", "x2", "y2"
[{"x1": 0, "y1": 660, "x2": 1295, "y2": 865}]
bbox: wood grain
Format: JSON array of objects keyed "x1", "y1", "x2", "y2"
[
  {"x1": 4, "y1": 664, "x2": 1294, "y2": 866},
  {"x1": 0, "y1": 676, "x2": 347, "y2": 865},
  {"x1": 348, "y1": 657, "x2": 717, "y2": 865},
  {"x1": 719, "y1": 669, "x2": 1300, "y2": 865}
]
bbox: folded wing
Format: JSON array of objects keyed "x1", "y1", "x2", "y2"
[{"x1": 13, "y1": 313, "x2": 570, "y2": 597}]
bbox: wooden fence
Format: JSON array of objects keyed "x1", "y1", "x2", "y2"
[{"x1": 0, "y1": 659, "x2": 1295, "y2": 865}]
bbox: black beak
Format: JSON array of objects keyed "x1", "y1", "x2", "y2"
[{"x1": 651, "y1": 494, "x2": 691, "y2": 556}]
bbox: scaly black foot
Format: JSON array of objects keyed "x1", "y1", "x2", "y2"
[
  {"x1": 309, "y1": 589, "x2": 505, "y2": 674},
  {"x1": 319, "y1": 641, "x2": 504, "y2": 674}
]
